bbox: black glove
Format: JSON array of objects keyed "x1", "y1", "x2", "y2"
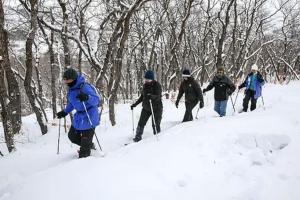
[
  {"x1": 199, "y1": 101, "x2": 204, "y2": 109},
  {"x1": 56, "y1": 111, "x2": 67, "y2": 119},
  {"x1": 238, "y1": 85, "x2": 243, "y2": 90},
  {"x1": 202, "y1": 88, "x2": 207, "y2": 94},
  {"x1": 76, "y1": 92, "x2": 89, "y2": 102},
  {"x1": 175, "y1": 101, "x2": 179, "y2": 108},
  {"x1": 130, "y1": 104, "x2": 136, "y2": 110},
  {"x1": 227, "y1": 89, "x2": 234, "y2": 96}
]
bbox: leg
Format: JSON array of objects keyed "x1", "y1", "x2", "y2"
[
  {"x1": 183, "y1": 101, "x2": 198, "y2": 122},
  {"x1": 152, "y1": 107, "x2": 162, "y2": 134},
  {"x1": 214, "y1": 101, "x2": 221, "y2": 116},
  {"x1": 79, "y1": 128, "x2": 94, "y2": 158},
  {"x1": 219, "y1": 100, "x2": 228, "y2": 117},
  {"x1": 242, "y1": 90, "x2": 251, "y2": 112},
  {"x1": 250, "y1": 91, "x2": 257, "y2": 111},
  {"x1": 68, "y1": 126, "x2": 81, "y2": 146},
  {"x1": 134, "y1": 109, "x2": 151, "y2": 142}
]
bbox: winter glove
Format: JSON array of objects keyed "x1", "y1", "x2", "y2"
[
  {"x1": 175, "y1": 101, "x2": 179, "y2": 108},
  {"x1": 238, "y1": 85, "x2": 243, "y2": 90},
  {"x1": 202, "y1": 88, "x2": 207, "y2": 94},
  {"x1": 56, "y1": 111, "x2": 67, "y2": 119},
  {"x1": 199, "y1": 101, "x2": 204, "y2": 109},
  {"x1": 76, "y1": 92, "x2": 89, "y2": 102},
  {"x1": 130, "y1": 104, "x2": 136, "y2": 110}
]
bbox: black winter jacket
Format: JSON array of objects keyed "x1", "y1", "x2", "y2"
[
  {"x1": 133, "y1": 80, "x2": 163, "y2": 111},
  {"x1": 176, "y1": 77, "x2": 204, "y2": 104},
  {"x1": 204, "y1": 75, "x2": 236, "y2": 101}
]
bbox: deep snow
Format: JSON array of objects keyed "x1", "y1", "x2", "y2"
[{"x1": 1, "y1": 82, "x2": 300, "y2": 200}]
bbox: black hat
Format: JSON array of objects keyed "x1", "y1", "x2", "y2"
[
  {"x1": 182, "y1": 69, "x2": 191, "y2": 77},
  {"x1": 144, "y1": 70, "x2": 155, "y2": 80},
  {"x1": 63, "y1": 68, "x2": 78, "y2": 80}
]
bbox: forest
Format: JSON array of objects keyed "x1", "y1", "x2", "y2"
[{"x1": 0, "y1": 0, "x2": 299, "y2": 153}]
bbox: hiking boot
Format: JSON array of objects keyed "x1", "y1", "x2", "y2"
[
  {"x1": 133, "y1": 136, "x2": 142, "y2": 142},
  {"x1": 90, "y1": 142, "x2": 96, "y2": 150}
]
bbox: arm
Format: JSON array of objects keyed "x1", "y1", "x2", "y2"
[
  {"x1": 82, "y1": 84, "x2": 100, "y2": 107},
  {"x1": 257, "y1": 72, "x2": 265, "y2": 85},
  {"x1": 226, "y1": 77, "x2": 236, "y2": 94},
  {"x1": 204, "y1": 79, "x2": 215, "y2": 92},
  {"x1": 64, "y1": 96, "x2": 74, "y2": 114},
  {"x1": 176, "y1": 82, "x2": 184, "y2": 103}
]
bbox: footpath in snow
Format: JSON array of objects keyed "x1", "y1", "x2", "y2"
[{"x1": 0, "y1": 82, "x2": 300, "y2": 200}]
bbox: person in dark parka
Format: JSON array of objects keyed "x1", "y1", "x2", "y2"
[
  {"x1": 175, "y1": 69, "x2": 204, "y2": 122},
  {"x1": 238, "y1": 64, "x2": 265, "y2": 112},
  {"x1": 130, "y1": 70, "x2": 163, "y2": 142},
  {"x1": 56, "y1": 68, "x2": 101, "y2": 158},
  {"x1": 203, "y1": 67, "x2": 236, "y2": 117}
]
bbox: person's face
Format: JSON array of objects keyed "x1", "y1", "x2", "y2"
[
  {"x1": 64, "y1": 79, "x2": 74, "y2": 84},
  {"x1": 252, "y1": 69, "x2": 258, "y2": 73},
  {"x1": 216, "y1": 71, "x2": 224, "y2": 77},
  {"x1": 144, "y1": 79, "x2": 152, "y2": 83}
]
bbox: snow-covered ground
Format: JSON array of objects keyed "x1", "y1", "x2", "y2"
[{"x1": 1, "y1": 82, "x2": 300, "y2": 200}]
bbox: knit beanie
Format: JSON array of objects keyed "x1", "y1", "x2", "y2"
[
  {"x1": 63, "y1": 68, "x2": 78, "y2": 80},
  {"x1": 144, "y1": 70, "x2": 155, "y2": 80},
  {"x1": 182, "y1": 69, "x2": 191, "y2": 77}
]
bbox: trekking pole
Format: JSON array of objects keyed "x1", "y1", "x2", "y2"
[
  {"x1": 233, "y1": 89, "x2": 240, "y2": 108},
  {"x1": 230, "y1": 95, "x2": 236, "y2": 113},
  {"x1": 195, "y1": 106, "x2": 200, "y2": 119},
  {"x1": 57, "y1": 118, "x2": 61, "y2": 154},
  {"x1": 0, "y1": 150, "x2": 3, "y2": 156},
  {"x1": 149, "y1": 99, "x2": 159, "y2": 141},
  {"x1": 131, "y1": 109, "x2": 135, "y2": 136},
  {"x1": 82, "y1": 102, "x2": 103, "y2": 151},
  {"x1": 261, "y1": 93, "x2": 265, "y2": 110}
]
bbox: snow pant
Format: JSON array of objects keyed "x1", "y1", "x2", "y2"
[
  {"x1": 214, "y1": 100, "x2": 228, "y2": 117},
  {"x1": 135, "y1": 107, "x2": 162, "y2": 140},
  {"x1": 182, "y1": 100, "x2": 198, "y2": 122},
  {"x1": 242, "y1": 89, "x2": 257, "y2": 112},
  {"x1": 68, "y1": 126, "x2": 95, "y2": 158}
]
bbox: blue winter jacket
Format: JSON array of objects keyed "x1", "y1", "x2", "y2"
[
  {"x1": 64, "y1": 73, "x2": 101, "y2": 131},
  {"x1": 240, "y1": 72, "x2": 265, "y2": 99}
]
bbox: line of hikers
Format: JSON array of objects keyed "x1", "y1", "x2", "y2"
[{"x1": 56, "y1": 65, "x2": 265, "y2": 158}]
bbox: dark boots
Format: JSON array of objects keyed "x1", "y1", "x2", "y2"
[{"x1": 133, "y1": 126, "x2": 144, "y2": 142}]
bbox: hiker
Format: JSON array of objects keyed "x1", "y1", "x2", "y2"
[
  {"x1": 203, "y1": 67, "x2": 236, "y2": 117},
  {"x1": 130, "y1": 70, "x2": 163, "y2": 142},
  {"x1": 238, "y1": 64, "x2": 265, "y2": 112},
  {"x1": 175, "y1": 69, "x2": 204, "y2": 122},
  {"x1": 56, "y1": 68, "x2": 101, "y2": 158}
]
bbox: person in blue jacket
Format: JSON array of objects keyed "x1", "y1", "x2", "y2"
[
  {"x1": 238, "y1": 64, "x2": 265, "y2": 112},
  {"x1": 56, "y1": 68, "x2": 100, "y2": 158}
]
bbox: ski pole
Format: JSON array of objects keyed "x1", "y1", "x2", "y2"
[
  {"x1": 233, "y1": 89, "x2": 240, "y2": 108},
  {"x1": 82, "y1": 102, "x2": 103, "y2": 151},
  {"x1": 230, "y1": 95, "x2": 236, "y2": 113},
  {"x1": 57, "y1": 118, "x2": 61, "y2": 154},
  {"x1": 131, "y1": 109, "x2": 135, "y2": 136},
  {"x1": 195, "y1": 106, "x2": 200, "y2": 119},
  {"x1": 149, "y1": 99, "x2": 159, "y2": 141},
  {"x1": 261, "y1": 93, "x2": 265, "y2": 110},
  {"x1": 0, "y1": 150, "x2": 3, "y2": 156}
]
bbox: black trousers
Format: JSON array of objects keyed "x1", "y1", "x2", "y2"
[
  {"x1": 136, "y1": 107, "x2": 162, "y2": 137},
  {"x1": 68, "y1": 126, "x2": 94, "y2": 158},
  {"x1": 243, "y1": 89, "x2": 257, "y2": 112},
  {"x1": 183, "y1": 100, "x2": 198, "y2": 122}
]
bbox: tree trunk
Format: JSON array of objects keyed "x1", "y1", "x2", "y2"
[{"x1": 23, "y1": 0, "x2": 48, "y2": 135}]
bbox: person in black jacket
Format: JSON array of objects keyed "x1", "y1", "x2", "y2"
[
  {"x1": 175, "y1": 69, "x2": 204, "y2": 122},
  {"x1": 238, "y1": 64, "x2": 265, "y2": 112},
  {"x1": 203, "y1": 67, "x2": 236, "y2": 117},
  {"x1": 130, "y1": 70, "x2": 163, "y2": 142}
]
